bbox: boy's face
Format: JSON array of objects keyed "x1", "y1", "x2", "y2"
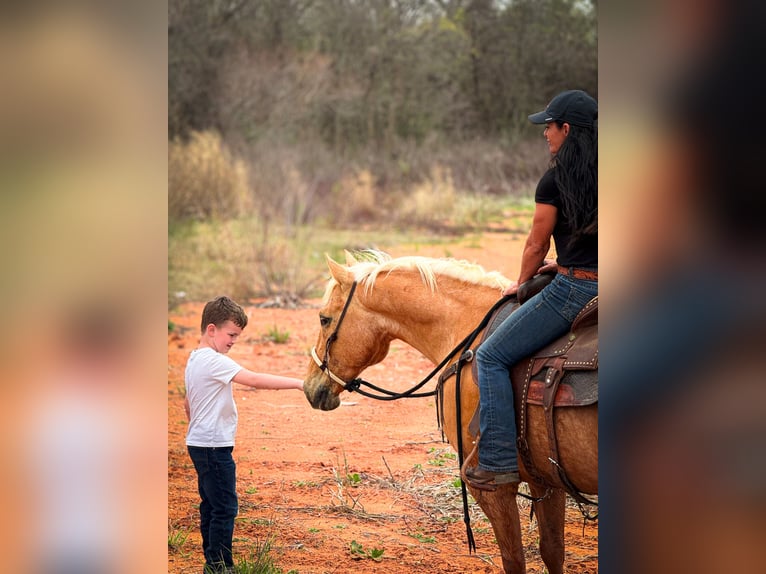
[{"x1": 207, "y1": 319, "x2": 243, "y2": 354}]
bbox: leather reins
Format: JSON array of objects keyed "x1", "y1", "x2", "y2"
[{"x1": 311, "y1": 280, "x2": 506, "y2": 401}]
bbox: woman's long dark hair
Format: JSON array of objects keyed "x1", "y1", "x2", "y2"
[{"x1": 552, "y1": 122, "x2": 597, "y2": 241}]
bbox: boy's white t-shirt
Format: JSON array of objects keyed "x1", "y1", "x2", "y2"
[{"x1": 185, "y1": 347, "x2": 243, "y2": 447}]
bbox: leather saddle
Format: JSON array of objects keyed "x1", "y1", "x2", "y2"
[
  {"x1": 468, "y1": 273, "x2": 597, "y2": 426},
  {"x1": 466, "y1": 272, "x2": 598, "y2": 502}
]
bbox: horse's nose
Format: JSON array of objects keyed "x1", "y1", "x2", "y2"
[{"x1": 304, "y1": 378, "x2": 341, "y2": 411}]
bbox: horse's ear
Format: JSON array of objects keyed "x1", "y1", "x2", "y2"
[
  {"x1": 325, "y1": 254, "x2": 351, "y2": 283},
  {"x1": 344, "y1": 250, "x2": 358, "y2": 266}
]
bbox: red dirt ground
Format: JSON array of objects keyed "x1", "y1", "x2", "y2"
[{"x1": 168, "y1": 235, "x2": 598, "y2": 573}]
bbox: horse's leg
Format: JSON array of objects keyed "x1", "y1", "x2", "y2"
[
  {"x1": 529, "y1": 482, "x2": 566, "y2": 574},
  {"x1": 473, "y1": 485, "x2": 526, "y2": 574}
]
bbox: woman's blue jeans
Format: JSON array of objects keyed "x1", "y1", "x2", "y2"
[
  {"x1": 475, "y1": 274, "x2": 598, "y2": 472},
  {"x1": 187, "y1": 446, "x2": 239, "y2": 570}
]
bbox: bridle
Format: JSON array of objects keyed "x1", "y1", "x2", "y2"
[
  {"x1": 310, "y1": 281, "x2": 364, "y2": 391},
  {"x1": 311, "y1": 281, "x2": 488, "y2": 401},
  {"x1": 310, "y1": 280, "x2": 447, "y2": 399}
]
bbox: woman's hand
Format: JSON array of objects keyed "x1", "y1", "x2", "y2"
[
  {"x1": 537, "y1": 259, "x2": 558, "y2": 275},
  {"x1": 503, "y1": 281, "x2": 519, "y2": 297}
]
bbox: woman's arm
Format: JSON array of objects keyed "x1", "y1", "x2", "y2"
[{"x1": 504, "y1": 202, "x2": 558, "y2": 296}]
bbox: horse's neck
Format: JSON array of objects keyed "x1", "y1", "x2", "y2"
[{"x1": 363, "y1": 275, "x2": 500, "y2": 363}]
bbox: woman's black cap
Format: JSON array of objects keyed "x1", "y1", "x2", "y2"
[{"x1": 528, "y1": 90, "x2": 597, "y2": 128}]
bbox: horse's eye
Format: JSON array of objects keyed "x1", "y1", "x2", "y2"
[{"x1": 319, "y1": 315, "x2": 332, "y2": 328}]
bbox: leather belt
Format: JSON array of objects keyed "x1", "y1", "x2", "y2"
[{"x1": 557, "y1": 265, "x2": 598, "y2": 280}]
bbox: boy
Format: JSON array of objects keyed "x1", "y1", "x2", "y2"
[{"x1": 184, "y1": 296, "x2": 304, "y2": 574}]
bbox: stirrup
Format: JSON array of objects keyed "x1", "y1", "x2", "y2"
[{"x1": 460, "y1": 439, "x2": 520, "y2": 492}]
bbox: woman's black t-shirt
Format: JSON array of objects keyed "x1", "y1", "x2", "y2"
[{"x1": 534, "y1": 168, "x2": 597, "y2": 269}]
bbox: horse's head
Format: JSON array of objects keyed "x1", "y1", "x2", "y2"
[{"x1": 303, "y1": 254, "x2": 392, "y2": 410}]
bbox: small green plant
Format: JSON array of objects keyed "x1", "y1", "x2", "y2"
[
  {"x1": 245, "y1": 486, "x2": 259, "y2": 494},
  {"x1": 346, "y1": 471, "x2": 362, "y2": 485},
  {"x1": 327, "y1": 450, "x2": 366, "y2": 510},
  {"x1": 350, "y1": 540, "x2": 384, "y2": 562},
  {"x1": 408, "y1": 531, "x2": 436, "y2": 544},
  {"x1": 168, "y1": 526, "x2": 189, "y2": 553},
  {"x1": 265, "y1": 324, "x2": 290, "y2": 344},
  {"x1": 426, "y1": 447, "x2": 457, "y2": 467},
  {"x1": 232, "y1": 537, "x2": 288, "y2": 573},
  {"x1": 438, "y1": 516, "x2": 459, "y2": 524}
]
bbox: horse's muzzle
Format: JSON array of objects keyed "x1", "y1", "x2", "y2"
[{"x1": 303, "y1": 377, "x2": 341, "y2": 411}]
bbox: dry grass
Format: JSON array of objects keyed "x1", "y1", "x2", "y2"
[
  {"x1": 332, "y1": 170, "x2": 381, "y2": 224},
  {"x1": 168, "y1": 218, "x2": 324, "y2": 305},
  {"x1": 168, "y1": 132, "x2": 541, "y2": 305},
  {"x1": 396, "y1": 166, "x2": 457, "y2": 229},
  {"x1": 169, "y1": 130, "x2": 252, "y2": 221}
]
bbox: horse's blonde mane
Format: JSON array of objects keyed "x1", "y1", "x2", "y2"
[{"x1": 324, "y1": 249, "x2": 509, "y2": 301}]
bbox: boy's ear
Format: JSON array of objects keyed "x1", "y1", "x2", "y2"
[{"x1": 205, "y1": 323, "x2": 216, "y2": 336}]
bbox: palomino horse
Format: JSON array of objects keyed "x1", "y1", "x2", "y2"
[{"x1": 303, "y1": 251, "x2": 597, "y2": 574}]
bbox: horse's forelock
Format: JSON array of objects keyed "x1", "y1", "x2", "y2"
[{"x1": 321, "y1": 277, "x2": 339, "y2": 305}]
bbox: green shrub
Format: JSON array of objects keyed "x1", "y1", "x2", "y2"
[{"x1": 265, "y1": 325, "x2": 290, "y2": 344}]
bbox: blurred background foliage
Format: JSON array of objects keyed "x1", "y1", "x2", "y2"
[
  {"x1": 168, "y1": 0, "x2": 597, "y2": 301},
  {"x1": 169, "y1": 0, "x2": 596, "y2": 145}
]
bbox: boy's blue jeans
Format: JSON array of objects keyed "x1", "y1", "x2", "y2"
[
  {"x1": 187, "y1": 446, "x2": 238, "y2": 570},
  {"x1": 475, "y1": 274, "x2": 598, "y2": 472}
]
